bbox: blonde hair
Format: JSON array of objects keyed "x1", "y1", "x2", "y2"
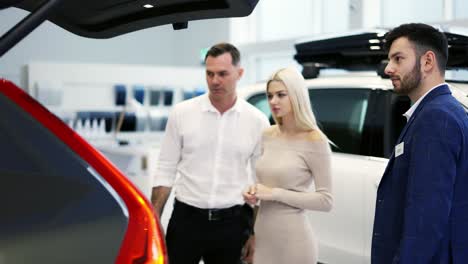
[{"x1": 267, "y1": 67, "x2": 319, "y2": 131}]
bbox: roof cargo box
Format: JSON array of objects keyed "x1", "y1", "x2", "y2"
[{"x1": 294, "y1": 28, "x2": 468, "y2": 78}]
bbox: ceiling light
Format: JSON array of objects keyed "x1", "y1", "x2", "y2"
[{"x1": 143, "y1": 4, "x2": 154, "y2": 8}]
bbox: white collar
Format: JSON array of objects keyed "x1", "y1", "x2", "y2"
[{"x1": 201, "y1": 93, "x2": 241, "y2": 114}]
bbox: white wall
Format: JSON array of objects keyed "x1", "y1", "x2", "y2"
[
  {"x1": 3, "y1": 3, "x2": 468, "y2": 88},
  {"x1": 0, "y1": 7, "x2": 230, "y2": 87},
  {"x1": 231, "y1": 0, "x2": 468, "y2": 85},
  {"x1": 28, "y1": 62, "x2": 206, "y2": 111},
  {"x1": 381, "y1": 0, "x2": 445, "y2": 27}
]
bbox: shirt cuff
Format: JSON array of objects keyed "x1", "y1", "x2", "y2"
[{"x1": 152, "y1": 174, "x2": 175, "y2": 187}]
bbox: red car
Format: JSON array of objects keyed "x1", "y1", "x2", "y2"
[{"x1": 0, "y1": 1, "x2": 259, "y2": 263}]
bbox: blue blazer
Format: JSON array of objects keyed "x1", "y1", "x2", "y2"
[{"x1": 371, "y1": 84, "x2": 468, "y2": 264}]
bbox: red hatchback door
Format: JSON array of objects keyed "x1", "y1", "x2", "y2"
[{"x1": 0, "y1": 79, "x2": 167, "y2": 264}]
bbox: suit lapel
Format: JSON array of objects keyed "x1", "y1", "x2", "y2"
[
  {"x1": 378, "y1": 84, "x2": 451, "y2": 187},
  {"x1": 396, "y1": 84, "x2": 450, "y2": 144}
]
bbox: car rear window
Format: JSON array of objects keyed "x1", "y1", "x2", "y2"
[
  {"x1": 0, "y1": 92, "x2": 128, "y2": 264},
  {"x1": 308, "y1": 88, "x2": 371, "y2": 155},
  {"x1": 246, "y1": 88, "x2": 372, "y2": 155}
]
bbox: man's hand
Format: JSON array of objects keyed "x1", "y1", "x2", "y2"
[
  {"x1": 243, "y1": 185, "x2": 258, "y2": 205},
  {"x1": 241, "y1": 235, "x2": 255, "y2": 264}
]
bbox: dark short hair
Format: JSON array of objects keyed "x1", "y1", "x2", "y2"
[
  {"x1": 204, "y1": 42, "x2": 241, "y2": 66},
  {"x1": 384, "y1": 23, "x2": 448, "y2": 71}
]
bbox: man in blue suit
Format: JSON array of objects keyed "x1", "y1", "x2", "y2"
[{"x1": 371, "y1": 23, "x2": 468, "y2": 263}]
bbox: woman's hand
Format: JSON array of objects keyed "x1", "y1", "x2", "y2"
[
  {"x1": 243, "y1": 185, "x2": 258, "y2": 205},
  {"x1": 254, "y1": 184, "x2": 274, "y2": 201}
]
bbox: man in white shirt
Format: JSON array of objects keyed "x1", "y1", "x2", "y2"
[{"x1": 151, "y1": 43, "x2": 269, "y2": 264}]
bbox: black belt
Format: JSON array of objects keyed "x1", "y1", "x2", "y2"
[{"x1": 174, "y1": 199, "x2": 242, "y2": 221}]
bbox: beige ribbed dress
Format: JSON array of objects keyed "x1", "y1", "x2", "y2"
[{"x1": 253, "y1": 131, "x2": 333, "y2": 264}]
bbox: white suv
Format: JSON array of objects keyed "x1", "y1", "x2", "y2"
[{"x1": 238, "y1": 72, "x2": 468, "y2": 264}]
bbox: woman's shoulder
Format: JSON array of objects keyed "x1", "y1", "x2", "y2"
[
  {"x1": 262, "y1": 126, "x2": 326, "y2": 141},
  {"x1": 299, "y1": 130, "x2": 331, "y2": 154},
  {"x1": 263, "y1": 127, "x2": 328, "y2": 145},
  {"x1": 302, "y1": 129, "x2": 326, "y2": 142},
  {"x1": 262, "y1": 125, "x2": 278, "y2": 137}
]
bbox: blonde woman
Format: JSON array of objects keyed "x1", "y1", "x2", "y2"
[{"x1": 243, "y1": 67, "x2": 333, "y2": 264}]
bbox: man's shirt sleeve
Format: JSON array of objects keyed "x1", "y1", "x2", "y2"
[{"x1": 153, "y1": 107, "x2": 182, "y2": 187}]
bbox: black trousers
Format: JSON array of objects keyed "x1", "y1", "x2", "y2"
[{"x1": 166, "y1": 200, "x2": 252, "y2": 264}]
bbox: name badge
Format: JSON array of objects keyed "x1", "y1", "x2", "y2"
[{"x1": 395, "y1": 142, "x2": 404, "y2": 158}]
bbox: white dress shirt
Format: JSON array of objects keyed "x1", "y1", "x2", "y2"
[
  {"x1": 153, "y1": 93, "x2": 270, "y2": 209},
  {"x1": 403, "y1": 83, "x2": 448, "y2": 121}
]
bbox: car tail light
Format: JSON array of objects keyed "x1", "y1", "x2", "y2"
[{"x1": 0, "y1": 79, "x2": 168, "y2": 264}]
